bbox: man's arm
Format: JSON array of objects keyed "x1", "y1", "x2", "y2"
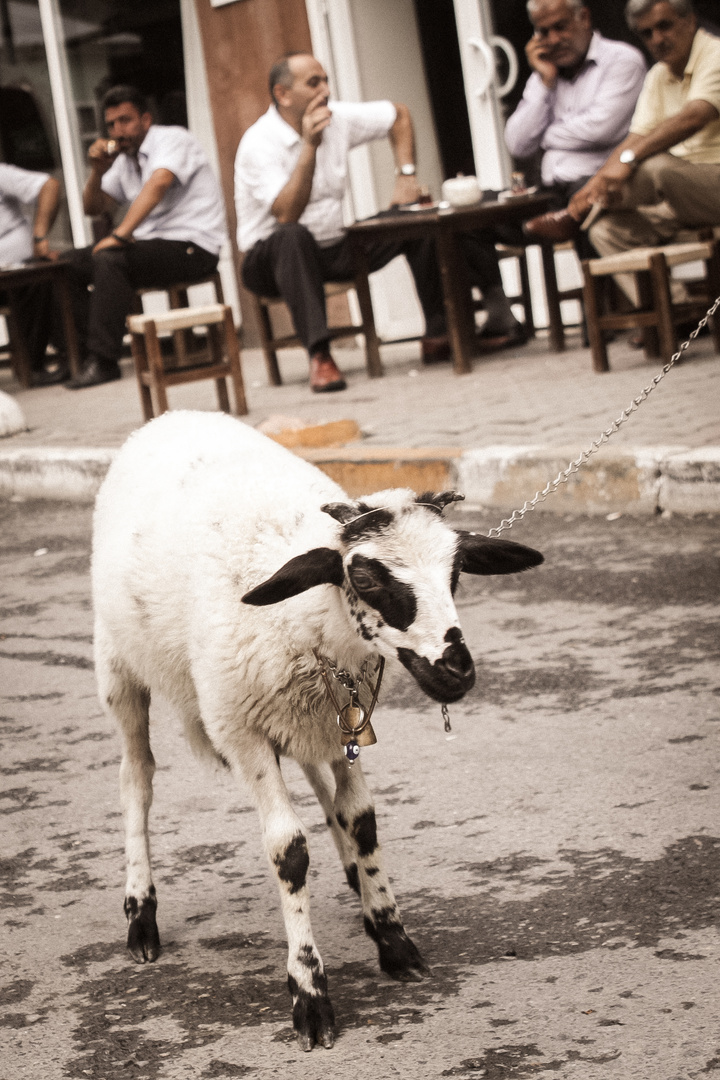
[
  {"x1": 571, "y1": 98, "x2": 718, "y2": 215},
  {"x1": 271, "y1": 89, "x2": 332, "y2": 224},
  {"x1": 32, "y1": 176, "x2": 59, "y2": 258},
  {"x1": 93, "y1": 169, "x2": 175, "y2": 252},
  {"x1": 388, "y1": 103, "x2": 420, "y2": 205},
  {"x1": 83, "y1": 138, "x2": 121, "y2": 216}
]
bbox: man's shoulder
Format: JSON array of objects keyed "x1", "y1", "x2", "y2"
[
  {"x1": 146, "y1": 123, "x2": 202, "y2": 151},
  {"x1": 237, "y1": 107, "x2": 289, "y2": 159},
  {"x1": 591, "y1": 32, "x2": 646, "y2": 70}
]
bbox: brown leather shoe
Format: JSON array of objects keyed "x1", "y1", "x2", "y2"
[
  {"x1": 309, "y1": 351, "x2": 347, "y2": 392},
  {"x1": 523, "y1": 208, "x2": 581, "y2": 244},
  {"x1": 421, "y1": 335, "x2": 451, "y2": 364}
]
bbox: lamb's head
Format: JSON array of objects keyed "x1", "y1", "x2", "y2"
[{"x1": 242, "y1": 489, "x2": 543, "y2": 704}]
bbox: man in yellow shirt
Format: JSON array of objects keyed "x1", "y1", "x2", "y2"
[{"x1": 571, "y1": 0, "x2": 720, "y2": 277}]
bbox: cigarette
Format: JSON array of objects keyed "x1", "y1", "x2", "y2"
[{"x1": 106, "y1": 140, "x2": 118, "y2": 155}]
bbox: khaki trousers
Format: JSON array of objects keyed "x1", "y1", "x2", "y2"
[{"x1": 588, "y1": 153, "x2": 720, "y2": 304}]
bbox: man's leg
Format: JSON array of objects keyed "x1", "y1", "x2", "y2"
[
  {"x1": 242, "y1": 223, "x2": 346, "y2": 392},
  {"x1": 320, "y1": 233, "x2": 449, "y2": 360},
  {"x1": 457, "y1": 231, "x2": 524, "y2": 340},
  {"x1": 67, "y1": 239, "x2": 218, "y2": 389}
]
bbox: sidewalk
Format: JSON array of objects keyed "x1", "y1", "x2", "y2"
[{"x1": 1, "y1": 326, "x2": 719, "y2": 514}]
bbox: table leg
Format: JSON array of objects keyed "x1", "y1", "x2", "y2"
[
  {"x1": 436, "y1": 226, "x2": 474, "y2": 375},
  {"x1": 56, "y1": 268, "x2": 82, "y2": 378},
  {"x1": 5, "y1": 293, "x2": 33, "y2": 388},
  {"x1": 540, "y1": 243, "x2": 565, "y2": 353},
  {"x1": 351, "y1": 249, "x2": 383, "y2": 378}
]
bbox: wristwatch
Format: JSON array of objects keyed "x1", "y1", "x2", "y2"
[
  {"x1": 619, "y1": 149, "x2": 637, "y2": 168},
  {"x1": 396, "y1": 163, "x2": 416, "y2": 176}
]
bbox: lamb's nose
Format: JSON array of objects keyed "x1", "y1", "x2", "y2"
[{"x1": 441, "y1": 634, "x2": 475, "y2": 684}]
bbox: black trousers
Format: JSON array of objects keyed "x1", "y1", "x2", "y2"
[
  {"x1": 65, "y1": 238, "x2": 218, "y2": 364},
  {"x1": 242, "y1": 222, "x2": 452, "y2": 352}
]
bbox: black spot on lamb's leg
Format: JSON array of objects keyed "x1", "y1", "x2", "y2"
[
  {"x1": 124, "y1": 886, "x2": 160, "y2": 963},
  {"x1": 335, "y1": 811, "x2": 348, "y2": 831},
  {"x1": 364, "y1": 905, "x2": 429, "y2": 982},
  {"x1": 288, "y1": 973, "x2": 336, "y2": 1051},
  {"x1": 274, "y1": 834, "x2": 309, "y2": 894},
  {"x1": 345, "y1": 862, "x2": 360, "y2": 895},
  {"x1": 351, "y1": 809, "x2": 378, "y2": 857}
]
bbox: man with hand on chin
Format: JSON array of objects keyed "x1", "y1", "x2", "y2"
[
  {"x1": 573, "y1": 0, "x2": 720, "y2": 304},
  {"x1": 236, "y1": 51, "x2": 456, "y2": 392},
  {"x1": 65, "y1": 85, "x2": 227, "y2": 389},
  {"x1": 507, "y1": 0, "x2": 646, "y2": 245}
]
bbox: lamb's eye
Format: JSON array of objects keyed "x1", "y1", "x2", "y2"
[{"x1": 351, "y1": 571, "x2": 381, "y2": 593}]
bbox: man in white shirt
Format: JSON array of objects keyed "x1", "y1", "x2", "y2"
[
  {"x1": 65, "y1": 85, "x2": 227, "y2": 389},
  {"x1": 506, "y1": 0, "x2": 646, "y2": 244},
  {"x1": 0, "y1": 163, "x2": 65, "y2": 384},
  {"x1": 235, "y1": 53, "x2": 524, "y2": 393}
]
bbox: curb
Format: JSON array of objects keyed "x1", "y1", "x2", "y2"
[{"x1": 0, "y1": 444, "x2": 719, "y2": 516}]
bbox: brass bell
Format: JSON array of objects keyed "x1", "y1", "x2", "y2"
[{"x1": 338, "y1": 703, "x2": 377, "y2": 747}]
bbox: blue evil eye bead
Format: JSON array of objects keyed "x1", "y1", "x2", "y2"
[{"x1": 344, "y1": 740, "x2": 360, "y2": 764}]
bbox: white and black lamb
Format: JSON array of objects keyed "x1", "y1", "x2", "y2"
[{"x1": 91, "y1": 409, "x2": 543, "y2": 1051}]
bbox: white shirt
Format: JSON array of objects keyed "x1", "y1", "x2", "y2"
[
  {"x1": 234, "y1": 100, "x2": 397, "y2": 252},
  {"x1": 101, "y1": 125, "x2": 227, "y2": 256},
  {"x1": 0, "y1": 163, "x2": 49, "y2": 265},
  {"x1": 505, "y1": 32, "x2": 646, "y2": 185}
]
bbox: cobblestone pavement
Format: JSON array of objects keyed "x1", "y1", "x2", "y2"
[
  {"x1": 2, "y1": 329, "x2": 719, "y2": 453},
  {"x1": 1, "y1": 499, "x2": 719, "y2": 1079}
]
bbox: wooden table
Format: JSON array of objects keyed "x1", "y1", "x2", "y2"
[
  {"x1": 0, "y1": 258, "x2": 81, "y2": 387},
  {"x1": 348, "y1": 192, "x2": 554, "y2": 375}
]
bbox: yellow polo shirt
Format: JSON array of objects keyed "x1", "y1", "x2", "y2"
[{"x1": 629, "y1": 27, "x2": 720, "y2": 163}]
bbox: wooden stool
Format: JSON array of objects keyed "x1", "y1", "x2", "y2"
[
  {"x1": 133, "y1": 270, "x2": 224, "y2": 369},
  {"x1": 127, "y1": 303, "x2": 247, "y2": 420},
  {"x1": 582, "y1": 240, "x2": 720, "y2": 372},
  {"x1": 250, "y1": 275, "x2": 382, "y2": 386}
]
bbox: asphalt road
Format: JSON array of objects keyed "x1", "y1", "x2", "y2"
[{"x1": 1, "y1": 499, "x2": 719, "y2": 1080}]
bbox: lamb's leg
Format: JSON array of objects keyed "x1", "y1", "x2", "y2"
[
  {"x1": 331, "y1": 758, "x2": 429, "y2": 982},
  {"x1": 301, "y1": 762, "x2": 361, "y2": 895},
  {"x1": 96, "y1": 636, "x2": 159, "y2": 963},
  {"x1": 234, "y1": 737, "x2": 335, "y2": 1051}
]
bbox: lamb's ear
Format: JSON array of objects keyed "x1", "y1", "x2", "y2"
[
  {"x1": 321, "y1": 502, "x2": 359, "y2": 525},
  {"x1": 242, "y1": 547, "x2": 344, "y2": 605},
  {"x1": 456, "y1": 531, "x2": 544, "y2": 575}
]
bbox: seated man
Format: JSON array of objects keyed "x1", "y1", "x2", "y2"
[
  {"x1": 566, "y1": 0, "x2": 720, "y2": 303},
  {"x1": 235, "y1": 53, "x2": 523, "y2": 393},
  {"x1": 66, "y1": 85, "x2": 227, "y2": 389},
  {"x1": 0, "y1": 163, "x2": 64, "y2": 384},
  {"x1": 506, "y1": 0, "x2": 646, "y2": 245}
]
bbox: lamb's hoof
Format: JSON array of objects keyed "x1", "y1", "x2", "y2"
[
  {"x1": 365, "y1": 912, "x2": 430, "y2": 981},
  {"x1": 124, "y1": 890, "x2": 161, "y2": 963},
  {"x1": 289, "y1": 977, "x2": 336, "y2": 1051}
]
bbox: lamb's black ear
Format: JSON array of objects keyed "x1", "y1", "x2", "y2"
[
  {"x1": 242, "y1": 548, "x2": 344, "y2": 605},
  {"x1": 321, "y1": 502, "x2": 359, "y2": 525},
  {"x1": 416, "y1": 491, "x2": 465, "y2": 515},
  {"x1": 456, "y1": 531, "x2": 544, "y2": 575}
]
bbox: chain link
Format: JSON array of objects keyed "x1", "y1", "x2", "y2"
[
  {"x1": 320, "y1": 654, "x2": 372, "y2": 695},
  {"x1": 487, "y1": 294, "x2": 720, "y2": 538}
]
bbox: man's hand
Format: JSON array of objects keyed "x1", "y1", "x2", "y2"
[
  {"x1": 390, "y1": 174, "x2": 421, "y2": 207},
  {"x1": 301, "y1": 88, "x2": 332, "y2": 148},
  {"x1": 526, "y1": 35, "x2": 558, "y2": 89},
  {"x1": 92, "y1": 234, "x2": 127, "y2": 254},
  {"x1": 88, "y1": 137, "x2": 120, "y2": 175}
]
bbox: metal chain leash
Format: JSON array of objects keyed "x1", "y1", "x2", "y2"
[{"x1": 487, "y1": 294, "x2": 720, "y2": 538}]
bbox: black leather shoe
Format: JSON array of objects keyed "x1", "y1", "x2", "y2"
[
  {"x1": 32, "y1": 365, "x2": 70, "y2": 386},
  {"x1": 65, "y1": 358, "x2": 122, "y2": 389}
]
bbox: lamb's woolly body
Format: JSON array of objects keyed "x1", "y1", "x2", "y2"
[{"x1": 93, "y1": 411, "x2": 368, "y2": 765}]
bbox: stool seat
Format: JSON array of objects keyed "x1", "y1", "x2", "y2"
[
  {"x1": 127, "y1": 303, "x2": 247, "y2": 420},
  {"x1": 127, "y1": 303, "x2": 228, "y2": 334},
  {"x1": 586, "y1": 241, "x2": 713, "y2": 277}
]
